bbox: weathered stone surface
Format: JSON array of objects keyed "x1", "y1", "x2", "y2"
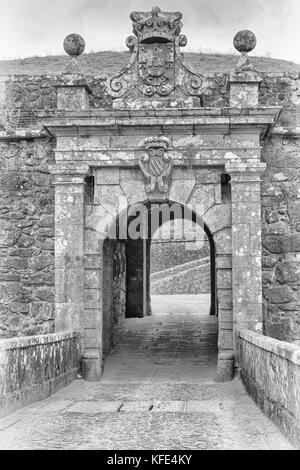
[
  {"x1": 239, "y1": 330, "x2": 300, "y2": 448},
  {"x1": 264, "y1": 285, "x2": 296, "y2": 304},
  {"x1": 0, "y1": 331, "x2": 78, "y2": 417},
  {"x1": 63, "y1": 33, "x2": 85, "y2": 57},
  {"x1": 263, "y1": 234, "x2": 300, "y2": 253},
  {"x1": 0, "y1": 7, "x2": 299, "y2": 407}
]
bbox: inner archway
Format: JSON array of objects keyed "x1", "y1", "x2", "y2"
[
  {"x1": 101, "y1": 200, "x2": 219, "y2": 382},
  {"x1": 150, "y1": 217, "x2": 211, "y2": 316}
]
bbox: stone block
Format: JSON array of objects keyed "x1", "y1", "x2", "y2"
[
  {"x1": 84, "y1": 288, "x2": 101, "y2": 309},
  {"x1": 218, "y1": 289, "x2": 233, "y2": 309},
  {"x1": 95, "y1": 168, "x2": 120, "y2": 185},
  {"x1": 218, "y1": 329, "x2": 233, "y2": 350},
  {"x1": 81, "y1": 359, "x2": 103, "y2": 382},
  {"x1": 204, "y1": 204, "x2": 231, "y2": 233},
  {"x1": 120, "y1": 180, "x2": 146, "y2": 205},
  {"x1": 84, "y1": 270, "x2": 101, "y2": 289},
  {"x1": 217, "y1": 269, "x2": 232, "y2": 288},
  {"x1": 264, "y1": 285, "x2": 296, "y2": 304},
  {"x1": 187, "y1": 184, "x2": 215, "y2": 213},
  {"x1": 194, "y1": 168, "x2": 222, "y2": 184},
  {"x1": 214, "y1": 229, "x2": 232, "y2": 255},
  {"x1": 216, "y1": 255, "x2": 232, "y2": 269},
  {"x1": 229, "y1": 82, "x2": 260, "y2": 108},
  {"x1": 169, "y1": 179, "x2": 195, "y2": 205},
  {"x1": 263, "y1": 234, "x2": 300, "y2": 254},
  {"x1": 216, "y1": 352, "x2": 234, "y2": 382},
  {"x1": 83, "y1": 328, "x2": 100, "y2": 349}
]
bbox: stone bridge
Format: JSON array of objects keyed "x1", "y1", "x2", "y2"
[{"x1": 0, "y1": 7, "x2": 299, "y2": 449}]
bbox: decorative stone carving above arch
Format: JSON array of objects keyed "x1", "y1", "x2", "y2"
[
  {"x1": 106, "y1": 6, "x2": 207, "y2": 105},
  {"x1": 139, "y1": 136, "x2": 173, "y2": 194}
]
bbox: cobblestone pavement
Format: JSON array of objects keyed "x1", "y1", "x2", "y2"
[{"x1": 0, "y1": 305, "x2": 293, "y2": 450}]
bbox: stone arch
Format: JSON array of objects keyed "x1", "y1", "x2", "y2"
[{"x1": 90, "y1": 195, "x2": 233, "y2": 382}]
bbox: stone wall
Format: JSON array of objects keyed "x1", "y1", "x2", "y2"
[
  {"x1": 151, "y1": 259, "x2": 211, "y2": 295},
  {"x1": 0, "y1": 136, "x2": 55, "y2": 338},
  {"x1": 0, "y1": 330, "x2": 78, "y2": 417},
  {"x1": 151, "y1": 239, "x2": 209, "y2": 272},
  {"x1": 3, "y1": 71, "x2": 300, "y2": 120},
  {"x1": 0, "y1": 70, "x2": 300, "y2": 341},
  {"x1": 112, "y1": 241, "x2": 126, "y2": 325},
  {"x1": 261, "y1": 133, "x2": 300, "y2": 344},
  {"x1": 239, "y1": 330, "x2": 300, "y2": 448},
  {"x1": 150, "y1": 240, "x2": 210, "y2": 295}
]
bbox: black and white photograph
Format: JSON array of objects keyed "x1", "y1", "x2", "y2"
[{"x1": 0, "y1": 0, "x2": 299, "y2": 454}]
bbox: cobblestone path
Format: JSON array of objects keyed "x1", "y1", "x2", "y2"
[{"x1": 0, "y1": 309, "x2": 293, "y2": 450}]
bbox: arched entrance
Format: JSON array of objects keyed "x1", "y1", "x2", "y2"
[{"x1": 98, "y1": 199, "x2": 228, "y2": 382}]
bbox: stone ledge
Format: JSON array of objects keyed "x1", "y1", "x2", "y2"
[
  {"x1": 0, "y1": 129, "x2": 48, "y2": 140},
  {"x1": 39, "y1": 106, "x2": 282, "y2": 119},
  {"x1": 0, "y1": 330, "x2": 78, "y2": 351},
  {"x1": 0, "y1": 331, "x2": 79, "y2": 417},
  {"x1": 239, "y1": 330, "x2": 300, "y2": 366}
]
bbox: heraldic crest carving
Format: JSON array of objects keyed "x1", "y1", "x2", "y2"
[
  {"x1": 106, "y1": 6, "x2": 206, "y2": 101},
  {"x1": 139, "y1": 137, "x2": 172, "y2": 193}
]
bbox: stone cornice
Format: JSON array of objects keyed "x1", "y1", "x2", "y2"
[
  {"x1": 40, "y1": 107, "x2": 281, "y2": 138},
  {"x1": 0, "y1": 129, "x2": 48, "y2": 141}
]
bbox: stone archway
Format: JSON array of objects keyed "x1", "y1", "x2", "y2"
[
  {"x1": 81, "y1": 168, "x2": 233, "y2": 382},
  {"x1": 45, "y1": 6, "x2": 279, "y2": 385}
]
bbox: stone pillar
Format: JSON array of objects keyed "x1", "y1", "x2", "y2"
[
  {"x1": 51, "y1": 164, "x2": 90, "y2": 369},
  {"x1": 226, "y1": 160, "x2": 266, "y2": 360}
]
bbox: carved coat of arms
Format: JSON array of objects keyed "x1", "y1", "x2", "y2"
[
  {"x1": 139, "y1": 137, "x2": 172, "y2": 193},
  {"x1": 139, "y1": 44, "x2": 174, "y2": 96}
]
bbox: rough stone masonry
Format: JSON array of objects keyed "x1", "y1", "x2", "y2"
[{"x1": 0, "y1": 6, "x2": 299, "y2": 385}]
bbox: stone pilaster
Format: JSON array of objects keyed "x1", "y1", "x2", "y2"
[
  {"x1": 225, "y1": 159, "x2": 266, "y2": 359},
  {"x1": 50, "y1": 164, "x2": 90, "y2": 361}
]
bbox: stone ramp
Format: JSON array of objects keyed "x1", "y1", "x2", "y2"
[
  {"x1": 105, "y1": 312, "x2": 217, "y2": 383},
  {"x1": 0, "y1": 380, "x2": 293, "y2": 450}
]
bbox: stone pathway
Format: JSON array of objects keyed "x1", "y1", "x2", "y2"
[{"x1": 0, "y1": 306, "x2": 293, "y2": 450}]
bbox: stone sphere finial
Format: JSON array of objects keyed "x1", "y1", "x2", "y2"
[
  {"x1": 233, "y1": 30, "x2": 257, "y2": 53},
  {"x1": 63, "y1": 33, "x2": 86, "y2": 57}
]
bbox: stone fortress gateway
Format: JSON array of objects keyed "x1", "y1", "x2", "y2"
[
  {"x1": 0, "y1": 7, "x2": 300, "y2": 446},
  {"x1": 51, "y1": 7, "x2": 280, "y2": 382}
]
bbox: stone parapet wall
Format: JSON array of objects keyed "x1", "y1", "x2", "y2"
[
  {"x1": 0, "y1": 330, "x2": 78, "y2": 417},
  {"x1": 239, "y1": 330, "x2": 300, "y2": 448}
]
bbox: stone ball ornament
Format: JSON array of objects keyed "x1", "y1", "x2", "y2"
[
  {"x1": 233, "y1": 30, "x2": 257, "y2": 53},
  {"x1": 63, "y1": 33, "x2": 86, "y2": 56}
]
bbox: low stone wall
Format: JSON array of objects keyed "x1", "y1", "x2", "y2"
[
  {"x1": 0, "y1": 330, "x2": 78, "y2": 417},
  {"x1": 239, "y1": 330, "x2": 300, "y2": 448}
]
